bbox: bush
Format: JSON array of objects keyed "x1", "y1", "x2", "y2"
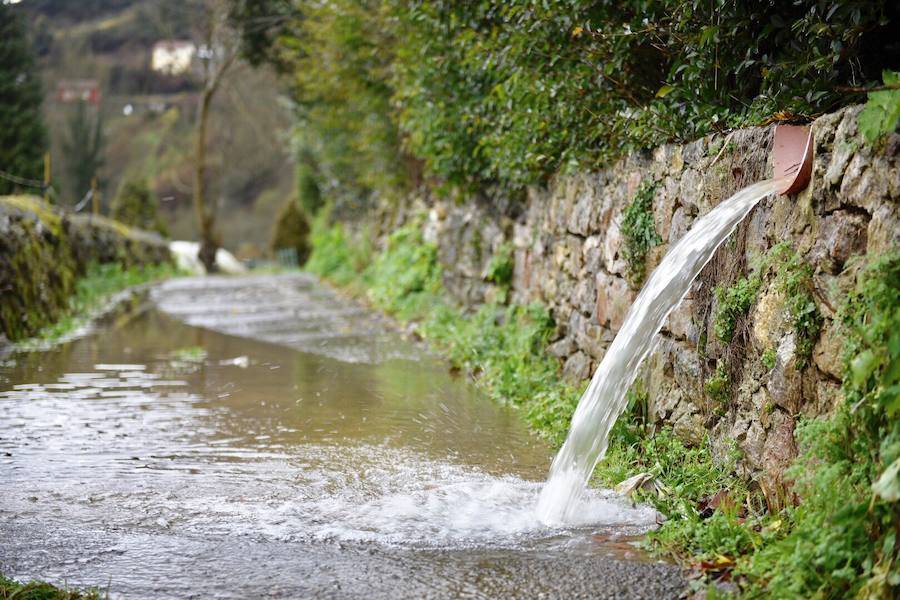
[
  {"x1": 270, "y1": 199, "x2": 311, "y2": 265},
  {"x1": 111, "y1": 177, "x2": 167, "y2": 236},
  {"x1": 392, "y1": 1, "x2": 900, "y2": 191}
]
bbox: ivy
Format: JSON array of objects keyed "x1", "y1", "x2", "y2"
[
  {"x1": 620, "y1": 181, "x2": 661, "y2": 285},
  {"x1": 858, "y1": 70, "x2": 900, "y2": 145}
]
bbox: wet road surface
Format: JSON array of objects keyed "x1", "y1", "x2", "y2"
[{"x1": 0, "y1": 273, "x2": 684, "y2": 598}]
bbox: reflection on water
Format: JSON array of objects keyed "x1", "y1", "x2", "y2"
[{"x1": 0, "y1": 305, "x2": 675, "y2": 598}]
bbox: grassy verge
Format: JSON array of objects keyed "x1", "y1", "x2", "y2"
[
  {"x1": 0, "y1": 575, "x2": 103, "y2": 600},
  {"x1": 17, "y1": 262, "x2": 182, "y2": 349},
  {"x1": 306, "y1": 213, "x2": 899, "y2": 598}
]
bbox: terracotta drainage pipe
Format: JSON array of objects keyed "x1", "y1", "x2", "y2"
[{"x1": 773, "y1": 124, "x2": 814, "y2": 195}]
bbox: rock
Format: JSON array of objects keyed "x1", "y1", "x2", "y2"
[
  {"x1": 810, "y1": 210, "x2": 868, "y2": 274},
  {"x1": 766, "y1": 333, "x2": 803, "y2": 413},
  {"x1": 672, "y1": 407, "x2": 705, "y2": 447},
  {"x1": 752, "y1": 288, "x2": 785, "y2": 351},
  {"x1": 664, "y1": 286, "x2": 698, "y2": 342},
  {"x1": 574, "y1": 276, "x2": 597, "y2": 316},
  {"x1": 813, "y1": 323, "x2": 844, "y2": 380},
  {"x1": 867, "y1": 204, "x2": 900, "y2": 255},
  {"x1": 602, "y1": 217, "x2": 627, "y2": 275},
  {"x1": 548, "y1": 337, "x2": 576, "y2": 359},
  {"x1": 653, "y1": 177, "x2": 679, "y2": 243},
  {"x1": 740, "y1": 420, "x2": 767, "y2": 471},
  {"x1": 668, "y1": 206, "x2": 692, "y2": 245},
  {"x1": 678, "y1": 169, "x2": 703, "y2": 213},
  {"x1": 595, "y1": 272, "x2": 635, "y2": 330},
  {"x1": 563, "y1": 351, "x2": 593, "y2": 383},
  {"x1": 762, "y1": 411, "x2": 797, "y2": 476}
]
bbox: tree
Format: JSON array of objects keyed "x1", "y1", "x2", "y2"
[
  {"x1": 0, "y1": 4, "x2": 48, "y2": 196},
  {"x1": 194, "y1": 0, "x2": 239, "y2": 272},
  {"x1": 62, "y1": 101, "x2": 104, "y2": 204}
]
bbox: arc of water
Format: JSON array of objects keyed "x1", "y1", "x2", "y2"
[{"x1": 537, "y1": 177, "x2": 790, "y2": 525}]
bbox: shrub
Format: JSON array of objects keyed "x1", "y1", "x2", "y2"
[
  {"x1": 111, "y1": 177, "x2": 167, "y2": 236},
  {"x1": 270, "y1": 199, "x2": 311, "y2": 265},
  {"x1": 304, "y1": 210, "x2": 372, "y2": 288},
  {"x1": 237, "y1": 1, "x2": 899, "y2": 197}
]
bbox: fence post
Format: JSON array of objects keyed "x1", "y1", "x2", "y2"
[
  {"x1": 43, "y1": 152, "x2": 51, "y2": 204},
  {"x1": 91, "y1": 177, "x2": 99, "y2": 215}
]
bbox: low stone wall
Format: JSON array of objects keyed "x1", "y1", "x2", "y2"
[
  {"x1": 373, "y1": 106, "x2": 899, "y2": 486},
  {"x1": 0, "y1": 195, "x2": 171, "y2": 342}
]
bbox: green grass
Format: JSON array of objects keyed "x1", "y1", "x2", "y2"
[
  {"x1": 0, "y1": 575, "x2": 104, "y2": 600},
  {"x1": 19, "y1": 262, "x2": 181, "y2": 348}
]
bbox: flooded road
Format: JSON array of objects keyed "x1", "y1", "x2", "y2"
[{"x1": 0, "y1": 274, "x2": 684, "y2": 598}]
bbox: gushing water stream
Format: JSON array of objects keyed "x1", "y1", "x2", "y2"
[{"x1": 537, "y1": 177, "x2": 788, "y2": 524}]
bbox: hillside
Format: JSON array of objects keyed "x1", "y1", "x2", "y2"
[{"x1": 15, "y1": 0, "x2": 293, "y2": 256}]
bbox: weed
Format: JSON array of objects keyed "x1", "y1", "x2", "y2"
[
  {"x1": 0, "y1": 574, "x2": 104, "y2": 599},
  {"x1": 621, "y1": 181, "x2": 661, "y2": 285},
  {"x1": 761, "y1": 348, "x2": 776, "y2": 370},
  {"x1": 304, "y1": 210, "x2": 372, "y2": 290},
  {"x1": 367, "y1": 222, "x2": 442, "y2": 320},
  {"x1": 713, "y1": 274, "x2": 762, "y2": 342},
  {"x1": 484, "y1": 242, "x2": 514, "y2": 293},
  {"x1": 769, "y1": 243, "x2": 822, "y2": 369},
  {"x1": 704, "y1": 364, "x2": 730, "y2": 406}
]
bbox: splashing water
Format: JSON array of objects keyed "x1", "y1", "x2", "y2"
[{"x1": 537, "y1": 178, "x2": 788, "y2": 524}]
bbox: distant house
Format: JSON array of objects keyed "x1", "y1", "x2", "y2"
[
  {"x1": 151, "y1": 41, "x2": 196, "y2": 76},
  {"x1": 56, "y1": 80, "x2": 101, "y2": 104}
]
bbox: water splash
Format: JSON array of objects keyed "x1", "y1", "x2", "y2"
[{"x1": 537, "y1": 178, "x2": 788, "y2": 524}]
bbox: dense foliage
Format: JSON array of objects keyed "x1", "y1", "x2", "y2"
[
  {"x1": 232, "y1": 0, "x2": 899, "y2": 199},
  {"x1": 0, "y1": 4, "x2": 48, "y2": 196}
]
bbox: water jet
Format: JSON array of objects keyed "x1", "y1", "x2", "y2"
[{"x1": 537, "y1": 125, "x2": 814, "y2": 524}]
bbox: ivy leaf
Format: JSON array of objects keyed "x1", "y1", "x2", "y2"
[
  {"x1": 872, "y1": 456, "x2": 900, "y2": 502},
  {"x1": 850, "y1": 349, "x2": 878, "y2": 388},
  {"x1": 858, "y1": 70, "x2": 900, "y2": 144},
  {"x1": 655, "y1": 85, "x2": 674, "y2": 98}
]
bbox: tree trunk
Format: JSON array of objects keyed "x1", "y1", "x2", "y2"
[{"x1": 194, "y1": 87, "x2": 219, "y2": 273}]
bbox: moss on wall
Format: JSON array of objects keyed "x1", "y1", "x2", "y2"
[{"x1": 0, "y1": 195, "x2": 171, "y2": 342}]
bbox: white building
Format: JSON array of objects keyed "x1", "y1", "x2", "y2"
[{"x1": 151, "y1": 41, "x2": 196, "y2": 76}]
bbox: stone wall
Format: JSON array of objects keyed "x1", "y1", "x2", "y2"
[
  {"x1": 0, "y1": 195, "x2": 171, "y2": 342},
  {"x1": 373, "y1": 106, "x2": 898, "y2": 485}
]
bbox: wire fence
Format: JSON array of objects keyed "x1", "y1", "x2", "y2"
[{"x1": 0, "y1": 167, "x2": 94, "y2": 212}]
